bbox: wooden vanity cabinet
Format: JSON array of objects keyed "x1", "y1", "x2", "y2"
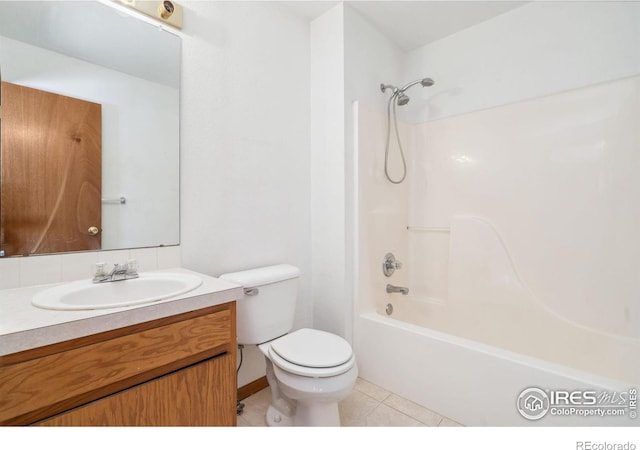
[{"x1": 0, "y1": 302, "x2": 237, "y2": 426}]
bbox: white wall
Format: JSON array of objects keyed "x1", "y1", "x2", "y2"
[
  {"x1": 404, "y1": 1, "x2": 640, "y2": 123},
  {"x1": 344, "y1": 4, "x2": 405, "y2": 115},
  {"x1": 308, "y1": 3, "x2": 406, "y2": 341},
  {"x1": 309, "y1": 4, "x2": 346, "y2": 338},
  {"x1": 1, "y1": 36, "x2": 179, "y2": 250},
  {"x1": 179, "y1": 1, "x2": 312, "y2": 386}
]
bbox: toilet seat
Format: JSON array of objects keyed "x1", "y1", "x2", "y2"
[
  {"x1": 264, "y1": 328, "x2": 355, "y2": 378},
  {"x1": 269, "y1": 348, "x2": 356, "y2": 378}
]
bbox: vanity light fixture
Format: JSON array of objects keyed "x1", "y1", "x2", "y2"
[{"x1": 114, "y1": 0, "x2": 183, "y2": 29}]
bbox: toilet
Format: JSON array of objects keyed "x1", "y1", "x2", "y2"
[{"x1": 220, "y1": 264, "x2": 357, "y2": 426}]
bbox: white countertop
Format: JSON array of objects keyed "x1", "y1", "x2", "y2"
[{"x1": 0, "y1": 268, "x2": 243, "y2": 356}]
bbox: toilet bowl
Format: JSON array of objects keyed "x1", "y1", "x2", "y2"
[
  {"x1": 258, "y1": 328, "x2": 358, "y2": 426},
  {"x1": 219, "y1": 264, "x2": 358, "y2": 426}
]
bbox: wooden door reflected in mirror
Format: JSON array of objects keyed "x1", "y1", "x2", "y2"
[{"x1": 0, "y1": 81, "x2": 102, "y2": 256}]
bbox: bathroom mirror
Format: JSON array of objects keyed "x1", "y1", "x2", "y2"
[{"x1": 0, "y1": 0, "x2": 180, "y2": 256}]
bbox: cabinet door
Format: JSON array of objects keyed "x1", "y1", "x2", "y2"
[{"x1": 38, "y1": 354, "x2": 236, "y2": 426}]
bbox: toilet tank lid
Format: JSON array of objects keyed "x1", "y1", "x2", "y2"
[{"x1": 219, "y1": 264, "x2": 300, "y2": 287}]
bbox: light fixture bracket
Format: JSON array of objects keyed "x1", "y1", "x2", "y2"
[{"x1": 114, "y1": 0, "x2": 183, "y2": 30}]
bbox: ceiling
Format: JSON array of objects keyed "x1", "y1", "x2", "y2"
[
  {"x1": 0, "y1": 1, "x2": 527, "y2": 86},
  {"x1": 281, "y1": 1, "x2": 527, "y2": 51}
]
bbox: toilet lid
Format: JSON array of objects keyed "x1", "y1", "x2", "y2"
[
  {"x1": 268, "y1": 347, "x2": 355, "y2": 378},
  {"x1": 270, "y1": 328, "x2": 353, "y2": 368}
]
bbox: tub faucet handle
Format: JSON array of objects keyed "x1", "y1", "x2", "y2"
[{"x1": 383, "y1": 253, "x2": 403, "y2": 277}]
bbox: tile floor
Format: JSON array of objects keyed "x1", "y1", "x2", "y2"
[{"x1": 237, "y1": 377, "x2": 463, "y2": 427}]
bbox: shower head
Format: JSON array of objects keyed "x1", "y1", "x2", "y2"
[
  {"x1": 420, "y1": 77, "x2": 434, "y2": 87},
  {"x1": 396, "y1": 93, "x2": 410, "y2": 106},
  {"x1": 381, "y1": 77, "x2": 434, "y2": 107},
  {"x1": 399, "y1": 77, "x2": 435, "y2": 93}
]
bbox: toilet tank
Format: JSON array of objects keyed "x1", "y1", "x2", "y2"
[{"x1": 219, "y1": 264, "x2": 300, "y2": 345}]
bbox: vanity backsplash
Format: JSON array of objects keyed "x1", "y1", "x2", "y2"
[{"x1": 0, "y1": 246, "x2": 181, "y2": 290}]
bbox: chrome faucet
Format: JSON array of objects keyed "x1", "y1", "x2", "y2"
[
  {"x1": 93, "y1": 260, "x2": 139, "y2": 283},
  {"x1": 386, "y1": 284, "x2": 409, "y2": 295}
]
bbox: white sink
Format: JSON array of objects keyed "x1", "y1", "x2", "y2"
[{"x1": 31, "y1": 272, "x2": 203, "y2": 311}]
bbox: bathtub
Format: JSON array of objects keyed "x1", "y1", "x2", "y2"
[
  {"x1": 353, "y1": 90, "x2": 640, "y2": 426},
  {"x1": 353, "y1": 215, "x2": 638, "y2": 426},
  {"x1": 355, "y1": 306, "x2": 638, "y2": 426}
]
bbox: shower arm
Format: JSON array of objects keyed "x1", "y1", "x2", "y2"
[{"x1": 380, "y1": 83, "x2": 399, "y2": 94}]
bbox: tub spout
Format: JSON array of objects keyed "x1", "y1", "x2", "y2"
[{"x1": 386, "y1": 284, "x2": 409, "y2": 295}]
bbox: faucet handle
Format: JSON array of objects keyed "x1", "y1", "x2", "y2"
[
  {"x1": 383, "y1": 253, "x2": 403, "y2": 277},
  {"x1": 126, "y1": 259, "x2": 138, "y2": 274},
  {"x1": 94, "y1": 262, "x2": 107, "y2": 277}
]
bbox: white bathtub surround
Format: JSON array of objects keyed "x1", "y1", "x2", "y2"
[
  {"x1": 371, "y1": 214, "x2": 639, "y2": 386},
  {"x1": 354, "y1": 102, "x2": 412, "y2": 314},
  {"x1": 409, "y1": 76, "x2": 640, "y2": 342},
  {"x1": 355, "y1": 76, "x2": 640, "y2": 425}
]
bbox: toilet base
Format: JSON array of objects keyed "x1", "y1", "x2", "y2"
[
  {"x1": 266, "y1": 404, "x2": 293, "y2": 426},
  {"x1": 259, "y1": 336, "x2": 357, "y2": 426},
  {"x1": 266, "y1": 401, "x2": 341, "y2": 427},
  {"x1": 292, "y1": 400, "x2": 340, "y2": 426},
  {"x1": 262, "y1": 355, "x2": 350, "y2": 426}
]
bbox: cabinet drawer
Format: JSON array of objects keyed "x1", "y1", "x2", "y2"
[{"x1": 0, "y1": 304, "x2": 233, "y2": 425}]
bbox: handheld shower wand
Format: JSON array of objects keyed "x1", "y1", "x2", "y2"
[
  {"x1": 380, "y1": 77, "x2": 435, "y2": 184},
  {"x1": 400, "y1": 77, "x2": 435, "y2": 92}
]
